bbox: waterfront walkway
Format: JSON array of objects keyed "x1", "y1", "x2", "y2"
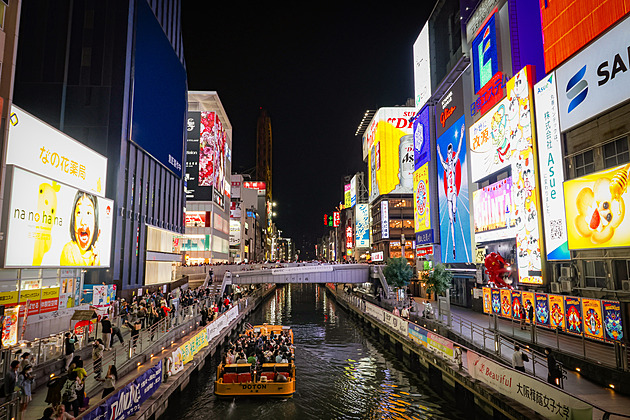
[{"x1": 411, "y1": 299, "x2": 630, "y2": 419}]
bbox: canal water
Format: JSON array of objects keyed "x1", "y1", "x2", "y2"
[{"x1": 161, "y1": 284, "x2": 466, "y2": 419}]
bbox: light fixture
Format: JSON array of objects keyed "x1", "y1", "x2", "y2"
[
  {"x1": 610, "y1": 384, "x2": 615, "y2": 389},
  {"x1": 575, "y1": 367, "x2": 581, "y2": 372}
]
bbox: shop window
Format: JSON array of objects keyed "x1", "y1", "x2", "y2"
[
  {"x1": 574, "y1": 150, "x2": 595, "y2": 177},
  {"x1": 583, "y1": 260, "x2": 607, "y2": 288},
  {"x1": 603, "y1": 137, "x2": 629, "y2": 169}
]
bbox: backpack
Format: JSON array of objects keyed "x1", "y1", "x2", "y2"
[
  {"x1": 521, "y1": 352, "x2": 529, "y2": 362},
  {"x1": 62, "y1": 381, "x2": 75, "y2": 402}
]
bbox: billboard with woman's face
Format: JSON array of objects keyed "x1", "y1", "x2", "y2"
[{"x1": 4, "y1": 167, "x2": 114, "y2": 268}]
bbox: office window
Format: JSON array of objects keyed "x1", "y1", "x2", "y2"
[
  {"x1": 584, "y1": 260, "x2": 607, "y2": 288},
  {"x1": 603, "y1": 137, "x2": 629, "y2": 169},
  {"x1": 574, "y1": 150, "x2": 595, "y2": 177}
]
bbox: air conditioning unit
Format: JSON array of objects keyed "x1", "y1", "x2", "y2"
[
  {"x1": 622, "y1": 280, "x2": 630, "y2": 292},
  {"x1": 550, "y1": 282, "x2": 561, "y2": 294},
  {"x1": 560, "y1": 267, "x2": 573, "y2": 278},
  {"x1": 560, "y1": 279, "x2": 573, "y2": 293}
]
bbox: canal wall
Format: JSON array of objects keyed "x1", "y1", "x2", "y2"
[{"x1": 326, "y1": 286, "x2": 563, "y2": 420}]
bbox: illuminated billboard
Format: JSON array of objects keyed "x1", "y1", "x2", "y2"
[
  {"x1": 199, "y1": 111, "x2": 227, "y2": 192},
  {"x1": 473, "y1": 177, "x2": 513, "y2": 233},
  {"x1": 350, "y1": 176, "x2": 357, "y2": 207},
  {"x1": 368, "y1": 108, "x2": 416, "y2": 202},
  {"x1": 5, "y1": 167, "x2": 114, "y2": 268},
  {"x1": 413, "y1": 106, "x2": 431, "y2": 171},
  {"x1": 413, "y1": 23, "x2": 431, "y2": 109},
  {"x1": 564, "y1": 164, "x2": 630, "y2": 250},
  {"x1": 469, "y1": 66, "x2": 543, "y2": 284},
  {"x1": 540, "y1": 0, "x2": 630, "y2": 72},
  {"x1": 7, "y1": 105, "x2": 108, "y2": 198},
  {"x1": 355, "y1": 204, "x2": 369, "y2": 248},
  {"x1": 413, "y1": 164, "x2": 431, "y2": 234},
  {"x1": 534, "y1": 73, "x2": 570, "y2": 260},
  {"x1": 344, "y1": 184, "x2": 351, "y2": 208},
  {"x1": 437, "y1": 115, "x2": 472, "y2": 263},
  {"x1": 472, "y1": 13, "x2": 499, "y2": 94}
]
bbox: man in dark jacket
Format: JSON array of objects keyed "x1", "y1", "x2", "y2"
[
  {"x1": 101, "y1": 315, "x2": 112, "y2": 350},
  {"x1": 64, "y1": 332, "x2": 76, "y2": 372},
  {"x1": 3, "y1": 360, "x2": 19, "y2": 402}
]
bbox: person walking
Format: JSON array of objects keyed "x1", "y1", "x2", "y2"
[
  {"x1": 110, "y1": 325, "x2": 124, "y2": 347},
  {"x1": 92, "y1": 339, "x2": 104, "y2": 379},
  {"x1": 3, "y1": 360, "x2": 19, "y2": 402},
  {"x1": 97, "y1": 365, "x2": 117, "y2": 398},
  {"x1": 61, "y1": 371, "x2": 79, "y2": 417},
  {"x1": 519, "y1": 306, "x2": 527, "y2": 330},
  {"x1": 101, "y1": 315, "x2": 112, "y2": 351},
  {"x1": 17, "y1": 364, "x2": 35, "y2": 414},
  {"x1": 63, "y1": 333, "x2": 77, "y2": 372},
  {"x1": 545, "y1": 348, "x2": 561, "y2": 386},
  {"x1": 527, "y1": 302, "x2": 534, "y2": 326},
  {"x1": 512, "y1": 345, "x2": 526, "y2": 372}
]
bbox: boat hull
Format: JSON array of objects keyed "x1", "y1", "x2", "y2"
[{"x1": 214, "y1": 380, "x2": 295, "y2": 398}]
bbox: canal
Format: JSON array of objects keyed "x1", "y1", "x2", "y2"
[{"x1": 160, "y1": 284, "x2": 467, "y2": 419}]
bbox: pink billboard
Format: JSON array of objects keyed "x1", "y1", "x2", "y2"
[
  {"x1": 199, "y1": 111, "x2": 226, "y2": 192},
  {"x1": 473, "y1": 177, "x2": 513, "y2": 233}
]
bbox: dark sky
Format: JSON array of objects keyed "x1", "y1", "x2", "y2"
[{"x1": 181, "y1": 4, "x2": 433, "y2": 250}]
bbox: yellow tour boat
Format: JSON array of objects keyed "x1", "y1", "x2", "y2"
[{"x1": 214, "y1": 324, "x2": 296, "y2": 398}]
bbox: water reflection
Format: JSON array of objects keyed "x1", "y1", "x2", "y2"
[{"x1": 160, "y1": 284, "x2": 465, "y2": 420}]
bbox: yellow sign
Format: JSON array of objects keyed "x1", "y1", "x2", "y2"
[
  {"x1": 0, "y1": 291, "x2": 19, "y2": 306},
  {"x1": 475, "y1": 248, "x2": 486, "y2": 264},
  {"x1": 19, "y1": 289, "x2": 42, "y2": 302},
  {"x1": 564, "y1": 163, "x2": 630, "y2": 249}
]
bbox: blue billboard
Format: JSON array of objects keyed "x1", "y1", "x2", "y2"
[
  {"x1": 472, "y1": 13, "x2": 499, "y2": 94},
  {"x1": 437, "y1": 115, "x2": 472, "y2": 263},
  {"x1": 131, "y1": 0, "x2": 187, "y2": 178},
  {"x1": 413, "y1": 106, "x2": 431, "y2": 171}
]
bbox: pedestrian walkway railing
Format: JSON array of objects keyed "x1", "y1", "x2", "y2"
[
  {"x1": 334, "y1": 288, "x2": 630, "y2": 420},
  {"x1": 0, "y1": 397, "x2": 20, "y2": 420}
]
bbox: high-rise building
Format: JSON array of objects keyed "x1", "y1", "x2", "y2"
[
  {"x1": 256, "y1": 108, "x2": 273, "y2": 205},
  {"x1": 9, "y1": 0, "x2": 187, "y2": 310}
]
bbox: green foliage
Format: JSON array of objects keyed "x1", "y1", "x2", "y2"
[
  {"x1": 382, "y1": 257, "x2": 413, "y2": 288},
  {"x1": 422, "y1": 263, "x2": 452, "y2": 297}
]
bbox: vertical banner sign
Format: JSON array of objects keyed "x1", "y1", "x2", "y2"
[
  {"x1": 491, "y1": 289, "x2": 501, "y2": 314},
  {"x1": 381, "y1": 200, "x2": 389, "y2": 239},
  {"x1": 548, "y1": 294, "x2": 566, "y2": 330},
  {"x1": 564, "y1": 296, "x2": 583, "y2": 335},
  {"x1": 582, "y1": 298, "x2": 604, "y2": 340},
  {"x1": 602, "y1": 300, "x2": 623, "y2": 341},
  {"x1": 355, "y1": 204, "x2": 370, "y2": 248},
  {"x1": 185, "y1": 111, "x2": 201, "y2": 199},
  {"x1": 534, "y1": 73, "x2": 570, "y2": 260},
  {"x1": 344, "y1": 184, "x2": 351, "y2": 208},
  {"x1": 511, "y1": 290, "x2": 522, "y2": 320},
  {"x1": 522, "y1": 291, "x2": 535, "y2": 319},
  {"x1": 413, "y1": 106, "x2": 431, "y2": 170},
  {"x1": 482, "y1": 287, "x2": 492, "y2": 314},
  {"x1": 2, "y1": 307, "x2": 19, "y2": 347},
  {"x1": 413, "y1": 163, "x2": 431, "y2": 233},
  {"x1": 535, "y1": 293, "x2": 550, "y2": 327},
  {"x1": 500, "y1": 289, "x2": 512, "y2": 318},
  {"x1": 350, "y1": 176, "x2": 357, "y2": 207}
]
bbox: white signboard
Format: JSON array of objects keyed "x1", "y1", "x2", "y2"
[
  {"x1": 467, "y1": 352, "x2": 592, "y2": 419},
  {"x1": 350, "y1": 175, "x2": 357, "y2": 207},
  {"x1": 383, "y1": 310, "x2": 408, "y2": 336},
  {"x1": 371, "y1": 251, "x2": 384, "y2": 261},
  {"x1": 534, "y1": 73, "x2": 570, "y2": 260},
  {"x1": 355, "y1": 203, "x2": 370, "y2": 248},
  {"x1": 5, "y1": 167, "x2": 114, "y2": 268},
  {"x1": 556, "y1": 15, "x2": 630, "y2": 132},
  {"x1": 381, "y1": 200, "x2": 389, "y2": 239},
  {"x1": 271, "y1": 265, "x2": 333, "y2": 275},
  {"x1": 413, "y1": 23, "x2": 432, "y2": 109},
  {"x1": 6, "y1": 105, "x2": 108, "y2": 198}
]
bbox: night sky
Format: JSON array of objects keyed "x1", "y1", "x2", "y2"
[{"x1": 182, "y1": 4, "x2": 433, "y2": 253}]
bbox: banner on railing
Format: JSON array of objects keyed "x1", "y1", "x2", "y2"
[
  {"x1": 427, "y1": 331, "x2": 455, "y2": 362},
  {"x1": 408, "y1": 323, "x2": 428, "y2": 347},
  {"x1": 481, "y1": 287, "x2": 624, "y2": 342},
  {"x1": 84, "y1": 360, "x2": 163, "y2": 420},
  {"x1": 467, "y1": 352, "x2": 592, "y2": 420}
]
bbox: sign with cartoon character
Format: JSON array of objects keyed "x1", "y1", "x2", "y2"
[
  {"x1": 602, "y1": 300, "x2": 623, "y2": 341},
  {"x1": 563, "y1": 163, "x2": 630, "y2": 249},
  {"x1": 582, "y1": 298, "x2": 604, "y2": 340},
  {"x1": 4, "y1": 167, "x2": 114, "y2": 268},
  {"x1": 564, "y1": 296, "x2": 583, "y2": 335},
  {"x1": 469, "y1": 66, "x2": 543, "y2": 285}
]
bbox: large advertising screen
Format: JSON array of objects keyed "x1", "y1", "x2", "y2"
[
  {"x1": 437, "y1": 115, "x2": 472, "y2": 263},
  {"x1": 469, "y1": 66, "x2": 543, "y2": 284},
  {"x1": 473, "y1": 177, "x2": 513, "y2": 233},
  {"x1": 564, "y1": 164, "x2": 630, "y2": 250},
  {"x1": 534, "y1": 73, "x2": 570, "y2": 260},
  {"x1": 7, "y1": 105, "x2": 108, "y2": 198},
  {"x1": 355, "y1": 203, "x2": 369, "y2": 248},
  {"x1": 413, "y1": 23, "x2": 431, "y2": 109},
  {"x1": 5, "y1": 167, "x2": 114, "y2": 268},
  {"x1": 131, "y1": 0, "x2": 186, "y2": 178},
  {"x1": 472, "y1": 13, "x2": 499, "y2": 94},
  {"x1": 540, "y1": 0, "x2": 630, "y2": 72},
  {"x1": 368, "y1": 108, "x2": 416, "y2": 202},
  {"x1": 555, "y1": 15, "x2": 630, "y2": 132}
]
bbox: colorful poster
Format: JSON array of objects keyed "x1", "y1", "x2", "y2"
[
  {"x1": 564, "y1": 164, "x2": 630, "y2": 250},
  {"x1": 491, "y1": 289, "x2": 501, "y2": 314},
  {"x1": 535, "y1": 293, "x2": 550, "y2": 327},
  {"x1": 2, "y1": 307, "x2": 19, "y2": 347},
  {"x1": 40, "y1": 287, "x2": 60, "y2": 314},
  {"x1": 582, "y1": 298, "x2": 604, "y2": 340},
  {"x1": 564, "y1": 296, "x2": 583, "y2": 335},
  {"x1": 522, "y1": 291, "x2": 535, "y2": 322},
  {"x1": 413, "y1": 106, "x2": 431, "y2": 170},
  {"x1": 473, "y1": 177, "x2": 513, "y2": 233},
  {"x1": 413, "y1": 163, "x2": 431, "y2": 233},
  {"x1": 511, "y1": 290, "x2": 522, "y2": 320},
  {"x1": 602, "y1": 300, "x2": 624, "y2": 341},
  {"x1": 500, "y1": 289, "x2": 512, "y2": 318},
  {"x1": 408, "y1": 323, "x2": 428, "y2": 347},
  {"x1": 482, "y1": 287, "x2": 492, "y2": 314},
  {"x1": 548, "y1": 295, "x2": 565, "y2": 330},
  {"x1": 437, "y1": 114, "x2": 472, "y2": 263}
]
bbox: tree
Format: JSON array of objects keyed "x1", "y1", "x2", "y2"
[
  {"x1": 383, "y1": 257, "x2": 414, "y2": 289},
  {"x1": 422, "y1": 263, "x2": 452, "y2": 298}
]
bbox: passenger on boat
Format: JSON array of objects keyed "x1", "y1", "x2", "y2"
[{"x1": 236, "y1": 352, "x2": 247, "y2": 364}]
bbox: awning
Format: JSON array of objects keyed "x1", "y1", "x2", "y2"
[{"x1": 71, "y1": 309, "x2": 97, "y2": 321}]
